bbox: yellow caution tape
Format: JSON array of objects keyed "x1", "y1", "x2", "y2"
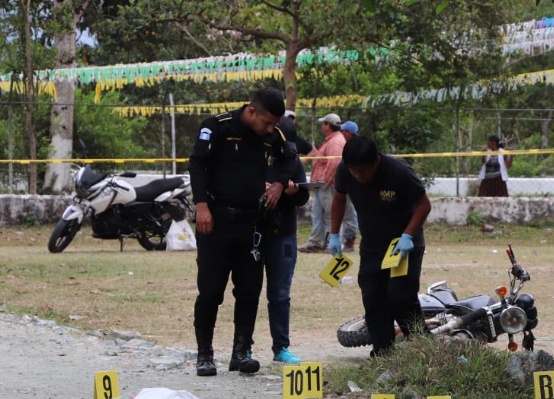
[{"x1": 0, "y1": 149, "x2": 551, "y2": 164}]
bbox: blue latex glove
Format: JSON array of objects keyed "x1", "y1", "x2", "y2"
[
  {"x1": 393, "y1": 233, "x2": 413, "y2": 257},
  {"x1": 328, "y1": 233, "x2": 342, "y2": 256}
]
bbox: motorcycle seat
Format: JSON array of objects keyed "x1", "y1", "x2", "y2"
[
  {"x1": 429, "y1": 288, "x2": 458, "y2": 305},
  {"x1": 446, "y1": 294, "x2": 496, "y2": 313},
  {"x1": 135, "y1": 177, "x2": 185, "y2": 201}
]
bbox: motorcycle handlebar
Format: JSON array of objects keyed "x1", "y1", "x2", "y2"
[{"x1": 506, "y1": 244, "x2": 530, "y2": 281}]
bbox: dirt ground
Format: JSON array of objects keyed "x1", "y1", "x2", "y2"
[{"x1": 0, "y1": 311, "x2": 369, "y2": 399}]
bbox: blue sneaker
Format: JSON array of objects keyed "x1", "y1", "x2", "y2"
[{"x1": 274, "y1": 348, "x2": 302, "y2": 364}]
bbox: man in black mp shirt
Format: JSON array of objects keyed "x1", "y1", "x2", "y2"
[
  {"x1": 188, "y1": 88, "x2": 295, "y2": 376},
  {"x1": 328, "y1": 136, "x2": 431, "y2": 357}
]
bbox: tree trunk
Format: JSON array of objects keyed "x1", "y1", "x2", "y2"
[
  {"x1": 283, "y1": 2, "x2": 301, "y2": 110},
  {"x1": 44, "y1": 1, "x2": 89, "y2": 193},
  {"x1": 283, "y1": 46, "x2": 300, "y2": 109},
  {"x1": 20, "y1": 0, "x2": 37, "y2": 194}
]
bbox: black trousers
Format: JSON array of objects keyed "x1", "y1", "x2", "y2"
[
  {"x1": 194, "y1": 216, "x2": 265, "y2": 333},
  {"x1": 358, "y1": 247, "x2": 426, "y2": 353}
]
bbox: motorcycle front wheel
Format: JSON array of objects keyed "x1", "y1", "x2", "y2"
[
  {"x1": 337, "y1": 316, "x2": 372, "y2": 348},
  {"x1": 48, "y1": 219, "x2": 82, "y2": 253}
]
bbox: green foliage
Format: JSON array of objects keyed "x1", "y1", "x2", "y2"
[
  {"x1": 0, "y1": 94, "x2": 53, "y2": 159},
  {"x1": 22, "y1": 214, "x2": 41, "y2": 228},
  {"x1": 73, "y1": 90, "x2": 149, "y2": 160},
  {"x1": 3, "y1": 0, "x2": 554, "y2": 185},
  {"x1": 324, "y1": 335, "x2": 534, "y2": 399},
  {"x1": 377, "y1": 107, "x2": 445, "y2": 155},
  {"x1": 466, "y1": 211, "x2": 486, "y2": 226}
]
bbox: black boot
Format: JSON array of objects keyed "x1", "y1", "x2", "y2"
[
  {"x1": 195, "y1": 328, "x2": 217, "y2": 377},
  {"x1": 228, "y1": 326, "x2": 260, "y2": 373}
]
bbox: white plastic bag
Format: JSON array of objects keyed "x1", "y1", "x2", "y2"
[
  {"x1": 134, "y1": 387, "x2": 200, "y2": 399},
  {"x1": 166, "y1": 219, "x2": 197, "y2": 251}
]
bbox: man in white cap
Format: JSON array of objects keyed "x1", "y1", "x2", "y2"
[
  {"x1": 284, "y1": 110, "x2": 296, "y2": 120},
  {"x1": 299, "y1": 113, "x2": 346, "y2": 253}
]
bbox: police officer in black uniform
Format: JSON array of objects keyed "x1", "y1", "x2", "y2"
[
  {"x1": 328, "y1": 136, "x2": 431, "y2": 356},
  {"x1": 188, "y1": 88, "x2": 295, "y2": 377}
]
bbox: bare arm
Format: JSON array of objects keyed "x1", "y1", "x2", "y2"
[
  {"x1": 301, "y1": 147, "x2": 318, "y2": 165},
  {"x1": 505, "y1": 154, "x2": 514, "y2": 168},
  {"x1": 403, "y1": 194, "x2": 432, "y2": 237}
]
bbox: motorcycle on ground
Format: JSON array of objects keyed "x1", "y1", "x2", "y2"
[
  {"x1": 337, "y1": 244, "x2": 538, "y2": 352},
  {"x1": 48, "y1": 163, "x2": 193, "y2": 253}
]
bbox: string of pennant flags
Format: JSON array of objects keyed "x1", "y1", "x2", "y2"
[
  {"x1": 362, "y1": 68, "x2": 554, "y2": 107},
  {"x1": 2, "y1": 18, "x2": 554, "y2": 108},
  {"x1": 112, "y1": 95, "x2": 367, "y2": 117},
  {"x1": 0, "y1": 48, "x2": 376, "y2": 103}
]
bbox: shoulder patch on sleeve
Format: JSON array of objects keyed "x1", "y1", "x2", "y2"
[{"x1": 199, "y1": 127, "x2": 212, "y2": 141}]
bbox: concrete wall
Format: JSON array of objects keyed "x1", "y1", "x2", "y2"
[
  {"x1": 1, "y1": 194, "x2": 554, "y2": 227},
  {"x1": 427, "y1": 177, "x2": 554, "y2": 197},
  {"x1": 0, "y1": 195, "x2": 71, "y2": 226}
]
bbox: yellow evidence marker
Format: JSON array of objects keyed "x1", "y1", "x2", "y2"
[
  {"x1": 93, "y1": 370, "x2": 120, "y2": 399},
  {"x1": 390, "y1": 254, "x2": 408, "y2": 277},
  {"x1": 319, "y1": 254, "x2": 353, "y2": 287},
  {"x1": 283, "y1": 362, "x2": 323, "y2": 399},
  {"x1": 534, "y1": 371, "x2": 554, "y2": 399},
  {"x1": 382, "y1": 237, "x2": 408, "y2": 277},
  {"x1": 371, "y1": 394, "x2": 395, "y2": 399},
  {"x1": 381, "y1": 237, "x2": 402, "y2": 269}
]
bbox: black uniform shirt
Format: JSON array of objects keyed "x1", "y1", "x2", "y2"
[
  {"x1": 295, "y1": 135, "x2": 313, "y2": 156},
  {"x1": 335, "y1": 153, "x2": 426, "y2": 251},
  {"x1": 188, "y1": 106, "x2": 296, "y2": 210}
]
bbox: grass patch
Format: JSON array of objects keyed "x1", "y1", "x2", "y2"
[
  {"x1": 325, "y1": 335, "x2": 534, "y2": 399},
  {"x1": 0, "y1": 223, "x2": 553, "y2": 397}
]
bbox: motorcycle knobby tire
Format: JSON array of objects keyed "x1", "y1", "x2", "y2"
[{"x1": 337, "y1": 316, "x2": 372, "y2": 348}]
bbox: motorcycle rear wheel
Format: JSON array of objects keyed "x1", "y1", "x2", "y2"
[
  {"x1": 337, "y1": 316, "x2": 372, "y2": 348},
  {"x1": 137, "y1": 222, "x2": 170, "y2": 251},
  {"x1": 48, "y1": 219, "x2": 81, "y2": 253}
]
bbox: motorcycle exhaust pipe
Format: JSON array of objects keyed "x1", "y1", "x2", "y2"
[{"x1": 430, "y1": 308, "x2": 487, "y2": 335}]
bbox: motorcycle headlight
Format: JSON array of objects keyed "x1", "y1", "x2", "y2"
[{"x1": 499, "y1": 307, "x2": 528, "y2": 334}]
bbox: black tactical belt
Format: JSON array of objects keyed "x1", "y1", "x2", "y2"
[{"x1": 209, "y1": 202, "x2": 261, "y2": 222}]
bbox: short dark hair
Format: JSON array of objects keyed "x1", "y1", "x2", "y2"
[
  {"x1": 342, "y1": 135, "x2": 379, "y2": 167},
  {"x1": 250, "y1": 87, "x2": 285, "y2": 117},
  {"x1": 488, "y1": 135, "x2": 500, "y2": 145},
  {"x1": 327, "y1": 122, "x2": 340, "y2": 132}
]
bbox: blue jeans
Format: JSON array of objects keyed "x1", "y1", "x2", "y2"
[
  {"x1": 341, "y1": 195, "x2": 358, "y2": 241},
  {"x1": 307, "y1": 186, "x2": 335, "y2": 247},
  {"x1": 265, "y1": 233, "x2": 297, "y2": 355}
]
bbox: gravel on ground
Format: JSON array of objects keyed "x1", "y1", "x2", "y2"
[{"x1": 0, "y1": 311, "x2": 368, "y2": 399}]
